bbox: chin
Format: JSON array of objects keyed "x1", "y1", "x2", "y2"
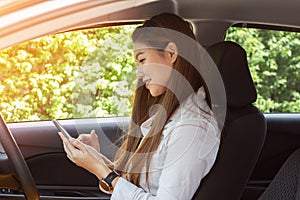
[
  {"x1": 147, "y1": 84, "x2": 166, "y2": 97},
  {"x1": 150, "y1": 92, "x2": 160, "y2": 97},
  {"x1": 149, "y1": 89, "x2": 165, "y2": 97}
]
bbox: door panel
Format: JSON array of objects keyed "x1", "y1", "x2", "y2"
[{"x1": 1, "y1": 117, "x2": 129, "y2": 199}]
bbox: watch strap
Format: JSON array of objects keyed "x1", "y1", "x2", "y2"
[{"x1": 103, "y1": 171, "x2": 119, "y2": 188}]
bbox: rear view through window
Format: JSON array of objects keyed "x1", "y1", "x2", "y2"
[{"x1": 226, "y1": 27, "x2": 300, "y2": 113}]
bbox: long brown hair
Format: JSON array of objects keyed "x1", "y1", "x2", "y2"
[{"x1": 114, "y1": 12, "x2": 208, "y2": 188}]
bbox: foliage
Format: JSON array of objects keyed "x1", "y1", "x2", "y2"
[
  {"x1": 226, "y1": 28, "x2": 300, "y2": 112},
  {"x1": 72, "y1": 26, "x2": 137, "y2": 118},
  {"x1": 0, "y1": 25, "x2": 299, "y2": 122},
  {"x1": 0, "y1": 26, "x2": 137, "y2": 122}
]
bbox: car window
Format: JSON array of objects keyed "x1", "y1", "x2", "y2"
[
  {"x1": 0, "y1": 25, "x2": 137, "y2": 122},
  {"x1": 225, "y1": 27, "x2": 300, "y2": 113}
]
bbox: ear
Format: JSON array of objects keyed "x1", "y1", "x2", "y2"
[{"x1": 165, "y1": 42, "x2": 178, "y2": 64}]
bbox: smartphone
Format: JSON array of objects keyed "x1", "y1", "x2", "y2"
[{"x1": 53, "y1": 120, "x2": 71, "y2": 139}]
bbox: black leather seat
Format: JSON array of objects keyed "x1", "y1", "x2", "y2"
[{"x1": 192, "y1": 41, "x2": 267, "y2": 200}]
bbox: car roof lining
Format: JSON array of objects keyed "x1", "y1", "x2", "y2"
[{"x1": 1, "y1": 0, "x2": 300, "y2": 49}]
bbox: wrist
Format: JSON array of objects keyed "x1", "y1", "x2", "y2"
[{"x1": 94, "y1": 163, "x2": 111, "y2": 180}]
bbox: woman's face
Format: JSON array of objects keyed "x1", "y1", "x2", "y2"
[{"x1": 134, "y1": 43, "x2": 177, "y2": 97}]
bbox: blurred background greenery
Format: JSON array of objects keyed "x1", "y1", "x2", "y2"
[
  {"x1": 0, "y1": 25, "x2": 299, "y2": 122},
  {"x1": 226, "y1": 27, "x2": 300, "y2": 113}
]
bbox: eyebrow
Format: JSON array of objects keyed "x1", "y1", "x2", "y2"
[{"x1": 135, "y1": 51, "x2": 145, "y2": 61}]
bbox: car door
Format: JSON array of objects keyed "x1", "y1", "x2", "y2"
[{"x1": 4, "y1": 118, "x2": 129, "y2": 199}]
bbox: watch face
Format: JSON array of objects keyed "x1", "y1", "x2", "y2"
[{"x1": 100, "y1": 180, "x2": 112, "y2": 194}]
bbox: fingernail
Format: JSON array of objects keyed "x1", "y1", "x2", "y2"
[{"x1": 69, "y1": 138, "x2": 76, "y2": 143}]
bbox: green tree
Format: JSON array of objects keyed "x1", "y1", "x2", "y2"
[
  {"x1": 226, "y1": 28, "x2": 300, "y2": 112},
  {"x1": 0, "y1": 25, "x2": 137, "y2": 122},
  {"x1": 72, "y1": 26, "x2": 137, "y2": 118}
]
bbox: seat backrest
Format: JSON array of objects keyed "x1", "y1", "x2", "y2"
[{"x1": 192, "y1": 41, "x2": 267, "y2": 200}]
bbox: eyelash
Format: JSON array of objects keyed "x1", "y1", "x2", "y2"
[{"x1": 139, "y1": 58, "x2": 145, "y2": 63}]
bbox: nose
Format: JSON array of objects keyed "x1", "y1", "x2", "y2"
[
  {"x1": 137, "y1": 66, "x2": 151, "y2": 84},
  {"x1": 137, "y1": 66, "x2": 144, "y2": 79}
]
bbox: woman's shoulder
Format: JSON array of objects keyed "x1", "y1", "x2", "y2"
[
  {"x1": 164, "y1": 115, "x2": 219, "y2": 137},
  {"x1": 165, "y1": 87, "x2": 218, "y2": 131},
  {"x1": 161, "y1": 117, "x2": 220, "y2": 160}
]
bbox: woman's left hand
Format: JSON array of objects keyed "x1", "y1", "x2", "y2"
[{"x1": 58, "y1": 132, "x2": 111, "y2": 180}]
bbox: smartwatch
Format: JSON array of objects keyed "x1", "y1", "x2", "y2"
[{"x1": 99, "y1": 171, "x2": 119, "y2": 194}]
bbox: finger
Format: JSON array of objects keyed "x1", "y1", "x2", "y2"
[
  {"x1": 58, "y1": 132, "x2": 78, "y2": 158},
  {"x1": 64, "y1": 139, "x2": 86, "y2": 164},
  {"x1": 58, "y1": 132, "x2": 71, "y2": 151},
  {"x1": 67, "y1": 153, "x2": 73, "y2": 161},
  {"x1": 59, "y1": 132, "x2": 73, "y2": 149},
  {"x1": 91, "y1": 129, "x2": 98, "y2": 140},
  {"x1": 90, "y1": 130, "x2": 100, "y2": 152},
  {"x1": 58, "y1": 133, "x2": 75, "y2": 161},
  {"x1": 63, "y1": 142, "x2": 73, "y2": 157},
  {"x1": 77, "y1": 134, "x2": 90, "y2": 143},
  {"x1": 65, "y1": 151, "x2": 74, "y2": 162},
  {"x1": 58, "y1": 132, "x2": 69, "y2": 143},
  {"x1": 70, "y1": 138, "x2": 86, "y2": 152},
  {"x1": 91, "y1": 129, "x2": 96, "y2": 135}
]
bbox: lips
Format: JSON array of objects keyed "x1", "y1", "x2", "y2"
[
  {"x1": 142, "y1": 76, "x2": 151, "y2": 89},
  {"x1": 143, "y1": 76, "x2": 151, "y2": 84}
]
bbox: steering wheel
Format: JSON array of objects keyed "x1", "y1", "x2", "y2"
[{"x1": 0, "y1": 114, "x2": 39, "y2": 200}]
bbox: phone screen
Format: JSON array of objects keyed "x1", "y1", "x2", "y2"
[{"x1": 53, "y1": 120, "x2": 71, "y2": 139}]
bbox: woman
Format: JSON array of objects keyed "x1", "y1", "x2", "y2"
[{"x1": 59, "y1": 12, "x2": 220, "y2": 199}]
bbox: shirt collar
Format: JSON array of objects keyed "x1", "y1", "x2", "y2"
[
  {"x1": 140, "y1": 86, "x2": 208, "y2": 137},
  {"x1": 168, "y1": 86, "x2": 207, "y2": 121}
]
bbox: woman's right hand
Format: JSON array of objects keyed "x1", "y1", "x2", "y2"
[
  {"x1": 77, "y1": 129, "x2": 114, "y2": 169},
  {"x1": 77, "y1": 129, "x2": 100, "y2": 152}
]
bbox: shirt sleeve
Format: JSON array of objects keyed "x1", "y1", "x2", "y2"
[{"x1": 111, "y1": 123, "x2": 220, "y2": 200}]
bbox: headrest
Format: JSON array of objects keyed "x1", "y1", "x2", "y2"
[{"x1": 207, "y1": 41, "x2": 257, "y2": 108}]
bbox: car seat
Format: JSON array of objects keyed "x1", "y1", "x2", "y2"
[{"x1": 192, "y1": 41, "x2": 267, "y2": 200}]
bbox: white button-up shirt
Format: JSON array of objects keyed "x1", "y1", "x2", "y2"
[{"x1": 111, "y1": 87, "x2": 220, "y2": 200}]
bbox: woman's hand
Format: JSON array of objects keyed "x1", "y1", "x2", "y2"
[
  {"x1": 77, "y1": 129, "x2": 100, "y2": 152},
  {"x1": 58, "y1": 132, "x2": 111, "y2": 180},
  {"x1": 77, "y1": 130, "x2": 114, "y2": 169}
]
